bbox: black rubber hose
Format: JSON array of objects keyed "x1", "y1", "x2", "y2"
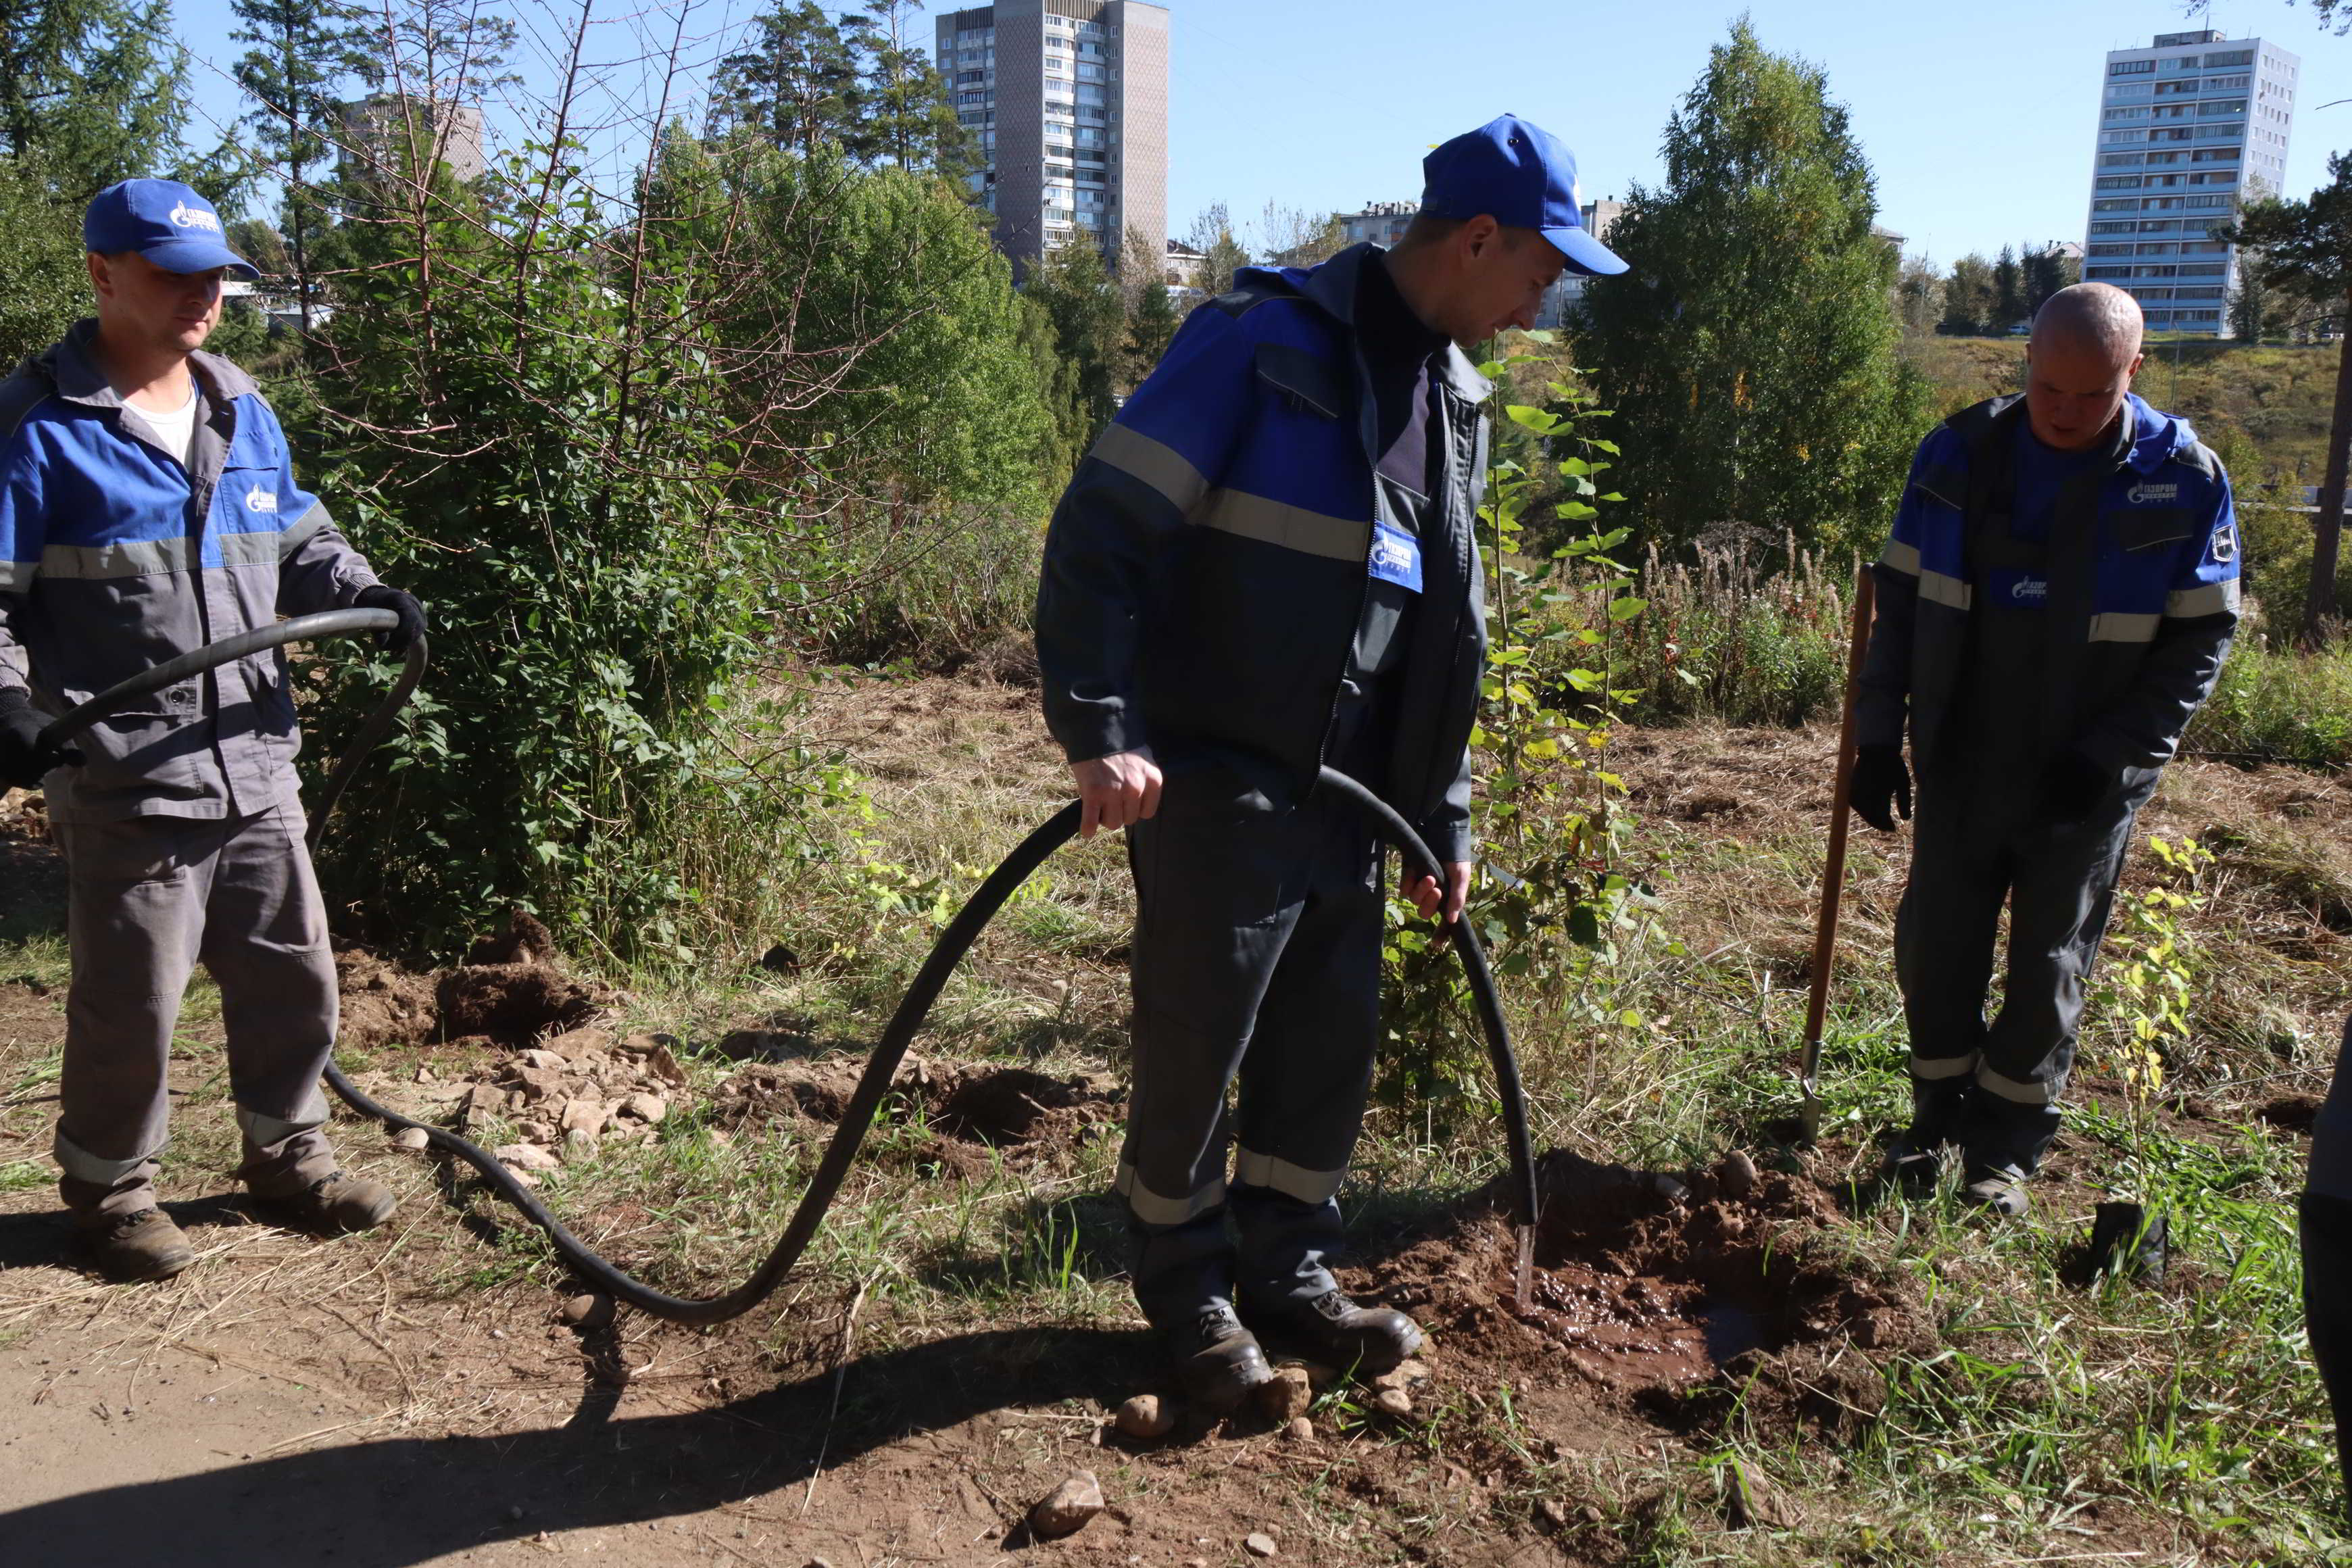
[{"x1": 40, "y1": 617, "x2": 1542, "y2": 1325}]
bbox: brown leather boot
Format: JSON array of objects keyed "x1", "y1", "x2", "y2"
[
  {"x1": 82, "y1": 1208, "x2": 197, "y2": 1283},
  {"x1": 253, "y1": 1170, "x2": 397, "y2": 1235}
]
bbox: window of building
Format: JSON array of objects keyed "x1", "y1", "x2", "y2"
[
  {"x1": 1077, "y1": 62, "x2": 1104, "y2": 80},
  {"x1": 2151, "y1": 104, "x2": 2190, "y2": 120},
  {"x1": 2135, "y1": 241, "x2": 2179, "y2": 255},
  {"x1": 2190, "y1": 147, "x2": 2240, "y2": 162},
  {"x1": 2101, "y1": 152, "x2": 2147, "y2": 167},
  {"x1": 2132, "y1": 287, "x2": 2176, "y2": 300},
  {"x1": 2204, "y1": 49, "x2": 2253, "y2": 67},
  {"x1": 2110, "y1": 57, "x2": 2155, "y2": 75},
  {"x1": 2138, "y1": 220, "x2": 2182, "y2": 232},
  {"x1": 2101, "y1": 131, "x2": 2145, "y2": 145},
  {"x1": 2090, "y1": 220, "x2": 2135, "y2": 234},
  {"x1": 2087, "y1": 243, "x2": 2134, "y2": 257},
  {"x1": 2150, "y1": 127, "x2": 2193, "y2": 141},
  {"x1": 2085, "y1": 265, "x2": 2131, "y2": 280},
  {"x1": 2180, "y1": 262, "x2": 2226, "y2": 276},
  {"x1": 2180, "y1": 240, "x2": 2230, "y2": 255},
  {"x1": 2093, "y1": 198, "x2": 2137, "y2": 212},
  {"x1": 2197, "y1": 99, "x2": 2247, "y2": 117},
  {"x1": 2096, "y1": 175, "x2": 2142, "y2": 189},
  {"x1": 2104, "y1": 106, "x2": 2149, "y2": 122},
  {"x1": 2145, "y1": 150, "x2": 2185, "y2": 164}
]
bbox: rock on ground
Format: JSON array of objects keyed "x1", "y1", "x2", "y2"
[
  {"x1": 1112, "y1": 1394, "x2": 1171, "y2": 1440},
  {"x1": 1027, "y1": 1471, "x2": 1104, "y2": 1540}
]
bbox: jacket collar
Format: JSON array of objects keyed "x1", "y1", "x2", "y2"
[
  {"x1": 41, "y1": 318, "x2": 257, "y2": 409},
  {"x1": 1976, "y1": 391, "x2": 2137, "y2": 471},
  {"x1": 1277, "y1": 242, "x2": 1495, "y2": 402}
]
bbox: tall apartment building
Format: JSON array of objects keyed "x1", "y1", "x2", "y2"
[
  {"x1": 935, "y1": 1, "x2": 1169, "y2": 274},
  {"x1": 2082, "y1": 29, "x2": 2299, "y2": 336}
]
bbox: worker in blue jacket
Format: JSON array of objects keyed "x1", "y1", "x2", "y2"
[
  {"x1": 0, "y1": 180, "x2": 426, "y2": 1281},
  {"x1": 1852, "y1": 283, "x2": 2238, "y2": 1216},
  {"x1": 1036, "y1": 116, "x2": 1625, "y2": 1406}
]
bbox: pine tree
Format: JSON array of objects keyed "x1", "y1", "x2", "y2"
[
  {"x1": 710, "y1": 1, "x2": 862, "y2": 156},
  {"x1": 1025, "y1": 235, "x2": 1123, "y2": 445},
  {"x1": 232, "y1": 0, "x2": 376, "y2": 333},
  {"x1": 2, "y1": 0, "x2": 241, "y2": 201},
  {"x1": 2221, "y1": 157, "x2": 2352, "y2": 640},
  {"x1": 1991, "y1": 244, "x2": 2026, "y2": 331},
  {"x1": 841, "y1": 1, "x2": 973, "y2": 181},
  {"x1": 1573, "y1": 20, "x2": 1932, "y2": 558},
  {"x1": 2228, "y1": 252, "x2": 2272, "y2": 344}
]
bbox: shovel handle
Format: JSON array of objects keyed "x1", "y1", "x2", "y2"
[{"x1": 1803, "y1": 564, "x2": 1876, "y2": 1060}]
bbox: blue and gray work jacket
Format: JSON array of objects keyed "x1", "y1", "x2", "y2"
[
  {"x1": 1035, "y1": 242, "x2": 1490, "y2": 861},
  {"x1": 1857, "y1": 391, "x2": 2240, "y2": 787},
  {"x1": 0, "y1": 319, "x2": 383, "y2": 823}
]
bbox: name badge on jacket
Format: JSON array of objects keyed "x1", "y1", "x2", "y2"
[{"x1": 1368, "y1": 520, "x2": 1423, "y2": 593}]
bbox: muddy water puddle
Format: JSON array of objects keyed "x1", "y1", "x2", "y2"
[{"x1": 1517, "y1": 1263, "x2": 1767, "y2": 1388}]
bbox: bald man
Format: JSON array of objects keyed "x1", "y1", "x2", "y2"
[{"x1": 1849, "y1": 283, "x2": 2240, "y2": 1216}]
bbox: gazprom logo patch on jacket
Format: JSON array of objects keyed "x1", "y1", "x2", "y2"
[
  {"x1": 169, "y1": 201, "x2": 222, "y2": 234},
  {"x1": 244, "y1": 483, "x2": 278, "y2": 514},
  {"x1": 1990, "y1": 569, "x2": 2048, "y2": 607},
  {"x1": 2126, "y1": 480, "x2": 2180, "y2": 506}
]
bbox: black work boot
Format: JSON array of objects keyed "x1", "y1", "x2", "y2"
[
  {"x1": 1246, "y1": 1288, "x2": 1423, "y2": 1375},
  {"x1": 1957, "y1": 1096, "x2": 2059, "y2": 1221},
  {"x1": 1169, "y1": 1302, "x2": 1275, "y2": 1412},
  {"x1": 1880, "y1": 1077, "x2": 1972, "y2": 1196},
  {"x1": 1961, "y1": 1162, "x2": 2030, "y2": 1218},
  {"x1": 82, "y1": 1208, "x2": 197, "y2": 1283},
  {"x1": 253, "y1": 1169, "x2": 398, "y2": 1235}
]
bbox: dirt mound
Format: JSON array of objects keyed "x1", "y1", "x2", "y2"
[
  {"x1": 437, "y1": 963, "x2": 604, "y2": 1042},
  {"x1": 712, "y1": 1058, "x2": 1119, "y2": 1173},
  {"x1": 466, "y1": 910, "x2": 557, "y2": 966},
  {"x1": 1363, "y1": 1149, "x2": 1932, "y2": 1442},
  {"x1": 335, "y1": 950, "x2": 440, "y2": 1050}
]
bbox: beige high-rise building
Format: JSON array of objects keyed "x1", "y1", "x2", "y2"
[{"x1": 935, "y1": 0, "x2": 1169, "y2": 274}]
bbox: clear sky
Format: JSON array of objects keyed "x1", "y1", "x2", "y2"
[{"x1": 160, "y1": 0, "x2": 2352, "y2": 267}]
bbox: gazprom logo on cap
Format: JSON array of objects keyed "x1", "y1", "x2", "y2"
[{"x1": 168, "y1": 199, "x2": 222, "y2": 235}]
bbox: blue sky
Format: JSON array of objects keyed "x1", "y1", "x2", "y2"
[{"x1": 161, "y1": 0, "x2": 2352, "y2": 266}]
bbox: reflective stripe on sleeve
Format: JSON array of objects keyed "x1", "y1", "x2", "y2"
[
  {"x1": 1917, "y1": 570, "x2": 1971, "y2": 610},
  {"x1": 2166, "y1": 579, "x2": 2239, "y2": 618},
  {"x1": 1114, "y1": 1160, "x2": 1225, "y2": 1227},
  {"x1": 1233, "y1": 1147, "x2": 1348, "y2": 1204},
  {"x1": 1091, "y1": 421, "x2": 1212, "y2": 515},
  {"x1": 1878, "y1": 539, "x2": 1921, "y2": 577},
  {"x1": 2088, "y1": 612, "x2": 2161, "y2": 644},
  {"x1": 0, "y1": 558, "x2": 33, "y2": 590},
  {"x1": 276, "y1": 506, "x2": 328, "y2": 558}
]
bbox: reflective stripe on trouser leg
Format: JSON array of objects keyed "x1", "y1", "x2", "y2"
[
  {"x1": 51, "y1": 812, "x2": 216, "y2": 1216},
  {"x1": 1119, "y1": 800, "x2": 1308, "y2": 1324},
  {"x1": 1233, "y1": 794, "x2": 1386, "y2": 1306}
]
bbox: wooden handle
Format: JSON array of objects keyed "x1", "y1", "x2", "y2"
[{"x1": 1803, "y1": 563, "x2": 1876, "y2": 1049}]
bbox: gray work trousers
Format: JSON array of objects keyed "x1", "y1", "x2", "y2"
[
  {"x1": 52, "y1": 802, "x2": 341, "y2": 1221},
  {"x1": 1894, "y1": 774, "x2": 2145, "y2": 1176},
  {"x1": 1118, "y1": 785, "x2": 1386, "y2": 1329}
]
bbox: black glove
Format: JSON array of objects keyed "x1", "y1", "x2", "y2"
[
  {"x1": 355, "y1": 585, "x2": 427, "y2": 655},
  {"x1": 1849, "y1": 745, "x2": 1911, "y2": 832},
  {"x1": 2040, "y1": 749, "x2": 2111, "y2": 823},
  {"x1": 0, "y1": 687, "x2": 80, "y2": 789}
]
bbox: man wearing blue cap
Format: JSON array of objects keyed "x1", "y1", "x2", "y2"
[
  {"x1": 1035, "y1": 116, "x2": 1624, "y2": 1406},
  {"x1": 0, "y1": 179, "x2": 427, "y2": 1282}
]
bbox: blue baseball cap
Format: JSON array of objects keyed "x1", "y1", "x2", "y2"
[
  {"x1": 82, "y1": 179, "x2": 260, "y2": 280},
  {"x1": 1419, "y1": 114, "x2": 1626, "y2": 277}
]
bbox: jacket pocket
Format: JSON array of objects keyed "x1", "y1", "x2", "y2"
[
  {"x1": 2111, "y1": 507, "x2": 2194, "y2": 552},
  {"x1": 1253, "y1": 343, "x2": 1347, "y2": 420}
]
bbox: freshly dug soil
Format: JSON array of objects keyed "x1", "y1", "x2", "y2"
[
  {"x1": 335, "y1": 949, "x2": 441, "y2": 1050},
  {"x1": 711, "y1": 1057, "x2": 1120, "y2": 1176},
  {"x1": 1361, "y1": 1148, "x2": 1934, "y2": 1441},
  {"x1": 436, "y1": 962, "x2": 604, "y2": 1042}
]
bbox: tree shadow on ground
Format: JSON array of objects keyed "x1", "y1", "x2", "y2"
[
  {"x1": 0, "y1": 1321, "x2": 1148, "y2": 1568},
  {"x1": 0, "y1": 805, "x2": 65, "y2": 948}
]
